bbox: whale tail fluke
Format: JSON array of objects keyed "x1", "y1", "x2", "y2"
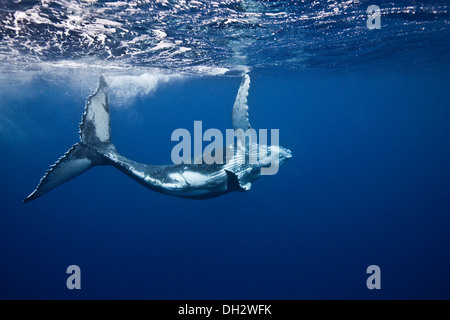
[{"x1": 23, "y1": 75, "x2": 113, "y2": 203}]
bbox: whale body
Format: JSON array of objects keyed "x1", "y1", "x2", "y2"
[{"x1": 24, "y1": 75, "x2": 292, "y2": 203}]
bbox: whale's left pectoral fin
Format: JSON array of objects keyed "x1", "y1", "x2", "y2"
[{"x1": 225, "y1": 170, "x2": 251, "y2": 192}]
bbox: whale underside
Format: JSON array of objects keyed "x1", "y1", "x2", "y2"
[{"x1": 24, "y1": 74, "x2": 291, "y2": 203}]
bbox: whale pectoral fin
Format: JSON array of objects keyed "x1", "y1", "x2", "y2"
[
  {"x1": 225, "y1": 169, "x2": 251, "y2": 192},
  {"x1": 232, "y1": 74, "x2": 251, "y2": 131}
]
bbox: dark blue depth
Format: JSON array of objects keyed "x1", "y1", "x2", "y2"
[{"x1": 0, "y1": 71, "x2": 450, "y2": 299}]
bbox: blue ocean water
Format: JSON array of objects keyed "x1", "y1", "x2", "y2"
[{"x1": 1, "y1": 1, "x2": 450, "y2": 300}]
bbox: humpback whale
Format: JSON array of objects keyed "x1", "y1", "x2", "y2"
[{"x1": 24, "y1": 74, "x2": 292, "y2": 202}]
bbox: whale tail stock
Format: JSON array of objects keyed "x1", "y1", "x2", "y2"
[{"x1": 23, "y1": 75, "x2": 114, "y2": 203}]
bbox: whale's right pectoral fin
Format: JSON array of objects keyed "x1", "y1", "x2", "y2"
[
  {"x1": 225, "y1": 170, "x2": 251, "y2": 192},
  {"x1": 232, "y1": 74, "x2": 251, "y2": 131}
]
